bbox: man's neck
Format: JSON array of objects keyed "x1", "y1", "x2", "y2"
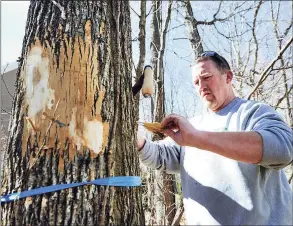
[{"x1": 212, "y1": 93, "x2": 236, "y2": 112}]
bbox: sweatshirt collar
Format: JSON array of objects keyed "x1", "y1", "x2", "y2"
[{"x1": 207, "y1": 97, "x2": 240, "y2": 116}]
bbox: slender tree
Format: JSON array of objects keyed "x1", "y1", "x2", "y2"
[
  {"x1": 1, "y1": 0, "x2": 144, "y2": 225},
  {"x1": 148, "y1": 1, "x2": 178, "y2": 225}
]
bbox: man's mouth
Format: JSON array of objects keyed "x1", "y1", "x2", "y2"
[{"x1": 202, "y1": 92, "x2": 211, "y2": 97}]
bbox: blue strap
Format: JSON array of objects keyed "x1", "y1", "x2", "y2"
[{"x1": 1, "y1": 176, "x2": 141, "y2": 203}]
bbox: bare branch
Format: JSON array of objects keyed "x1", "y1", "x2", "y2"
[
  {"x1": 1, "y1": 108, "x2": 12, "y2": 116},
  {"x1": 1, "y1": 63, "x2": 14, "y2": 99},
  {"x1": 172, "y1": 50, "x2": 193, "y2": 62},
  {"x1": 275, "y1": 84, "x2": 293, "y2": 108},
  {"x1": 212, "y1": 1, "x2": 223, "y2": 19},
  {"x1": 130, "y1": 5, "x2": 140, "y2": 18},
  {"x1": 279, "y1": 1, "x2": 293, "y2": 40},
  {"x1": 146, "y1": 4, "x2": 153, "y2": 17},
  {"x1": 251, "y1": 0, "x2": 263, "y2": 84},
  {"x1": 172, "y1": 37, "x2": 188, "y2": 41},
  {"x1": 167, "y1": 23, "x2": 185, "y2": 33},
  {"x1": 246, "y1": 36, "x2": 293, "y2": 100},
  {"x1": 282, "y1": 23, "x2": 292, "y2": 39},
  {"x1": 276, "y1": 107, "x2": 293, "y2": 110},
  {"x1": 171, "y1": 202, "x2": 184, "y2": 226},
  {"x1": 271, "y1": 65, "x2": 293, "y2": 71},
  {"x1": 196, "y1": 2, "x2": 257, "y2": 26},
  {"x1": 213, "y1": 23, "x2": 251, "y2": 40}
]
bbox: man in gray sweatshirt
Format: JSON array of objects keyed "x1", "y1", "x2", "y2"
[{"x1": 138, "y1": 51, "x2": 293, "y2": 225}]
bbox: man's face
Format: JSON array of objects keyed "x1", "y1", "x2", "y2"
[{"x1": 192, "y1": 60, "x2": 231, "y2": 111}]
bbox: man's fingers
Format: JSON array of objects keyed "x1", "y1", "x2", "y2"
[
  {"x1": 163, "y1": 128, "x2": 176, "y2": 139},
  {"x1": 163, "y1": 121, "x2": 178, "y2": 130},
  {"x1": 161, "y1": 114, "x2": 180, "y2": 127}
]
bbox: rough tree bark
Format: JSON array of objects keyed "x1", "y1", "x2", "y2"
[
  {"x1": 1, "y1": 0, "x2": 144, "y2": 225},
  {"x1": 181, "y1": 0, "x2": 204, "y2": 59},
  {"x1": 135, "y1": 0, "x2": 147, "y2": 79}
]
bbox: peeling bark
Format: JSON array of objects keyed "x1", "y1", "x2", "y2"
[{"x1": 1, "y1": 1, "x2": 144, "y2": 225}]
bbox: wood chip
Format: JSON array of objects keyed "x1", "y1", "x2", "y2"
[{"x1": 142, "y1": 122, "x2": 164, "y2": 136}]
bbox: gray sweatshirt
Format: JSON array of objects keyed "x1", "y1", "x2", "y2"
[{"x1": 139, "y1": 97, "x2": 293, "y2": 225}]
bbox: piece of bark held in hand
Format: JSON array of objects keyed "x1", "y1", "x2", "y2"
[{"x1": 142, "y1": 122, "x2": 165, "y2": 137}]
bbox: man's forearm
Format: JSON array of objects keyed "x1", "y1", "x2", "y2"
[
  {"x1": 193, "y1": 131, "x2": 263, "y2": 164},
  {"x1": 137, "y1": 137, "x2": 146, "y2": 151}
]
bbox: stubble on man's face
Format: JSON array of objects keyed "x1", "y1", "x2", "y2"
[{"x1": 192, "y1": 60, "x2": 226, "y2": 111}]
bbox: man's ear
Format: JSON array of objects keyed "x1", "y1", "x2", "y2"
[{"x1": 226, "y1": 71, "x2": 233, "y2": 84}]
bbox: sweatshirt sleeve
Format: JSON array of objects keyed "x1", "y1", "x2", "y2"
[
  {"x1": 138, "y1": 138, "x2": 181, "y2": 174},
  {"x1": 241, "y1": 102, "x2": 293, "y2": 169}
]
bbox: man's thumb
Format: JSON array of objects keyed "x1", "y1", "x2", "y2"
[{"x1": 163, "y1": 129, "x2": 175, "y2": 139}]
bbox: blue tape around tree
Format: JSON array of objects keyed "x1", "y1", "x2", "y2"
[{"x1": 1, "y1": 176, "x2": 141, "y2": 203}]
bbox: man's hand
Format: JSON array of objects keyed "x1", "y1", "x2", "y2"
[
  {"x1": 161, "y1": 114, "x2": 199, "y2": 146},
  {"x1": 137, "y1": 136, "x2": 146, "y2": 151}
]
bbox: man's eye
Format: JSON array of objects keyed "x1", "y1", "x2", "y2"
[{"x1": 194, "y1": 80, "x2": 199, "y2": 86}]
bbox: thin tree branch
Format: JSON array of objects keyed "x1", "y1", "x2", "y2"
[
  {"x1": 146, "y1": 4, "x2": 153, "y2": 17},
  {"x1": 1, "y1": 109, "x2": 12, "y2": 116},
  {"x1": 130, "y1": 5, "x2": 140, "y2": 18},
  {"x1": 214, "y1": 23, "x2": 251, "y2": 40},
  {"x1": 271, "y1": 65, "x2": 293, "y2": 71},
  {"x1": 282, "y1": 23, "x2": 292, "y2": 39},
  {"x1": 167, "y1": 23, "x2": 185, "y2": 33},
  {"x1": 213, "y1": 1, "x2": 223, "y2": 19},
  {"x1": 172, "y1": 37, "x2": 188, "y2": 40},
  {"x1": 246, "y1": 36, "x2": 293, "y2": 99},
  {"x1": 250, "y1": 0, "x2": 263, "y2": 86},
  {"x1": 171, "y1": 202, "x2": 184, "y2": 226},
  {"x1": 1, "y1": 64, "x2": 14, "y2": 99},
  {"x1": 275, "y1": 84, "x2": 293, "y2": 109},
  {"x1": 196, "y1": 2, "x2": 256, "y2": 26}
]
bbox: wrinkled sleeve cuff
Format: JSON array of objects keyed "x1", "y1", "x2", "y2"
[
  {"x1": 138, "y1": 140, "x2": 153, "y2": 162},
  {"x1": 256, "y1": 130, "x2": 292, "y2": 168}
]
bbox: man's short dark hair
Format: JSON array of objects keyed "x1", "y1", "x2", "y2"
[{"x1": 192, "y1": 51, "x2": 231, "y2": 73}]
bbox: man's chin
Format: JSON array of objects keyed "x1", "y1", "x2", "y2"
[
  {"x1": 202, "y1": 99, "x2": 217, "y2": 110},
  {"x1": 202, "y1": 99, "x2": 211, "y2": 107},
  {"x1": 201, "y1": 96, "x2": 212, "y2": 104}
]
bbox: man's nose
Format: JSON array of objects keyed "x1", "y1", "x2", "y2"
[{"x1": 198, "y1": 79, "x2": 207, "y2": 89}]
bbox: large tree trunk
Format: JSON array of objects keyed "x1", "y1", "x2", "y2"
[{"x1": 1, "y1": 0, "x2": 144, "y2": 225}]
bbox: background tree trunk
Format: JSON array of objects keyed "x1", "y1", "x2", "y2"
[
  {"x1": 146, "y1": 1, "x2": 177, "y2": 225},
  {"x1": 1, "y1": 0, "x2": 144, "y2": 225}
]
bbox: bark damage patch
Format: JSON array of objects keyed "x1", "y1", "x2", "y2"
[{"x1": 21, "y1": 20, "x2": 109, "y2": 172}]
